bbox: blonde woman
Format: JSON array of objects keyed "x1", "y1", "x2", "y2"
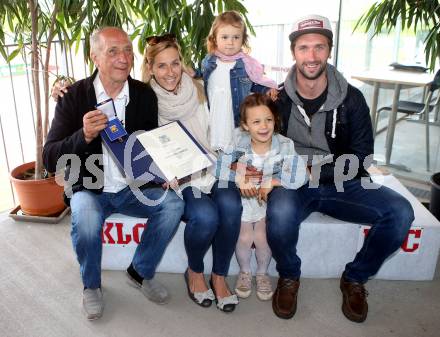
[{"x1": 141, "y1": 34, "x2": 240, "y2": 312}]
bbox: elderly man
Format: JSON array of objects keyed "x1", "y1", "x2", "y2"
[
  {"x1": 43, "y1": 27, "x2": 184, "y2": 320},
  {"x1": 267, "y1": 15, "x2": 414, "y2": 322}
]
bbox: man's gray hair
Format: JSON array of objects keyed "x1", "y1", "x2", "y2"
[{"x1": 90, "y1": 26, "x2": 129, "y2": 55}]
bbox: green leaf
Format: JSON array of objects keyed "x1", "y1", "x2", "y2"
[
  {"x1": 130, "y1": 28, "x2": 141, "y2": 40},
  {"x1": 6, "y1": 47, "x2": 21, "y2": 62},
  {"x1": 355, "y1": 0, "x2": 440, "y2": 71},
  {"x1": 0, "y1": 46, "x2": 7, "y2": 61}
]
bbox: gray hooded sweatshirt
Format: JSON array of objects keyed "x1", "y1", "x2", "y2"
[{"x1": 284, "y1": 63, "x2": 348, "y2": 165}]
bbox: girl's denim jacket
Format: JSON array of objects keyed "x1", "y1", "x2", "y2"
[
  {"x1": 216, "y1": 129, "x2": 308, "y2": 189},
  {"x1": 201, "y1": 54, "x2": 269, "y2": 127}
]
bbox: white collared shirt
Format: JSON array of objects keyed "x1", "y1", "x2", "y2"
[{"x1": 93, "y1": 75, "x2": 130, "y2": 193}]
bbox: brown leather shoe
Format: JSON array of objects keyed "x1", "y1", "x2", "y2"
[
  {"x1": 272, "y1": 278, "x2": 300, "y2": 319},
  {"x1": 340, "y1": 273, "x2": 368, "y2": 323}
]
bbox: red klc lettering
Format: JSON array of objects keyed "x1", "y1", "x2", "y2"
[
  {"x1": 133, "y1": 223, "x2": 147, "y2": 244},
  {"x1": 102, "y1": 222, "x2": 115, "y2": 244},
  {"x1": 116, "y1": 222, "x2": 132, "y2": 244},
  {"x1": 401, "y1": 229, "x2": 422, "y2": 253},
  {"x1": 363, "y1": 227, "x2": 422, "y2": 253}
]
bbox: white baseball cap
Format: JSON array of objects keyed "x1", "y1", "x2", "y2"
[{"x1": 289, "y1": 14, "x2": 333, "y2": 43}]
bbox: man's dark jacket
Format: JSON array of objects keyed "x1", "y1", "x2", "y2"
[
  {"x1": 277, "y1": 84, "x2": 374, "y2": 183},
  {"x1": 43, "y1": 71, "x2": 158, "y2": 199}
]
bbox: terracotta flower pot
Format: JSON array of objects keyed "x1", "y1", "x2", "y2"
[{"x1": 10, "y1": 161, "x2": 66, "y2": 216}]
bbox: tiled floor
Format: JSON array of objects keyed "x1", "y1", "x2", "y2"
[
  {"x1": 0, "y1": 212, "x2": 439, "y2": 337},
  {"x1": 373, "y1": 112, "x2": 440, "y2": 201}
]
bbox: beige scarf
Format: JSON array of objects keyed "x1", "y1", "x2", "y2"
[
  {"x1": 150, "y1": 72, "x2": 211, "y2": 152},
  {"x1": 150, "y1": 72, "x2": 216, "y2": 192}
]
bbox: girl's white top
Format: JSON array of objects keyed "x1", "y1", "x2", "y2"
[{"x1": 207, "y1": 59, "x2": 236, "y2": 151}]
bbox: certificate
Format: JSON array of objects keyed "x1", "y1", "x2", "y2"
[{"x1": 136, "y1": 121, "x2": 214, "y2": 181}]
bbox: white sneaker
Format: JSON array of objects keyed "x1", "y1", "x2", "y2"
[
  {"x1": 256, "y1": 274, "x2": 273, "y2": 301},
  {"x1": 82, "y1": 288, "x2": 103, "y2": 320},
  {"x1": 235, "y1": 272, "x2": 252, "y2": 298}
]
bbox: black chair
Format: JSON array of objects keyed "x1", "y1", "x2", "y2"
[{"x1": 374, "y1": 69, "x2": 440, "y2": 171}]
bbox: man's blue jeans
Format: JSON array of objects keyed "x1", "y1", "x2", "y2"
[
  {"x1": 266, "y1": 179, "x2": 415, "y2": 283},
  {"x1": 182, "y1": 181, "x2": 242, "y2": 276},
  {"x1": 70, "y1": 186, "x2": 184, "y2": 289}
]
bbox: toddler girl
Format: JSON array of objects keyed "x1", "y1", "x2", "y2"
[
  {"x1": 202, "y1": 10, "x2": 278, "y2": 152},
  {"x1": 217, "y1": 93, "x2": 307, "y2": 300}
]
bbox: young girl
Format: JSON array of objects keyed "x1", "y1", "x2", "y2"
[
  {"x1": 202, "y1": 10, "x2": 278, "y2": 152},
  {"x1": 217, "y1": 93, "x2": 307, "y2": 301}
]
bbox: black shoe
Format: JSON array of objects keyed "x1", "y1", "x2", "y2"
[
  {"x1": 209, "y1": 278, "x2": 239, "y2": 313},
  {"x1": 184, "y1": 269, "x2": 213, "y2": 308}
]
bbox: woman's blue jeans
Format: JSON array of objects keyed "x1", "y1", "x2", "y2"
[
  {"x1": 266, "y1": 179, "x2": 415, "y2": 283},
  {"x1": 182, "y1": 181, "x2": 242, "y2": 276},
  {"x1": 70, "y1": 186, "x2": 184, "y2": 289}
]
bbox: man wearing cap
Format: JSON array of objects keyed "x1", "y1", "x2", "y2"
[{"x1": 266, "y1": 14, "x2": 414, "y2": 322}]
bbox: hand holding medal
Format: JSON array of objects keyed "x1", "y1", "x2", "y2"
[
  {"x1": 95, "y1": 98, "x2": 128, "y2": 143},
  {"x1": 83, "y1": 110, "x2": 108, "y2": 144}
]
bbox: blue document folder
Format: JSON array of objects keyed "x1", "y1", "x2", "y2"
[
  {"x1": 101, "y1": 129, "x2": 167, "y2": 184},
  {"x1": 100, "y1": 121, "x2": 213, "y2": 184}
]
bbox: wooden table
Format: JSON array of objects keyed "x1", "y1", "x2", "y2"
[{"x1": 351, "y1": 68, "x2": 433, "y2": 169}]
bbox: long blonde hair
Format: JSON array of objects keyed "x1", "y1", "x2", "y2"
[
  {"x1": 206, "y1": 10, "x2": 250, "y2": 54},
  {"x1": 141, "y1": 39, "x2": 205, "y2": 103}
]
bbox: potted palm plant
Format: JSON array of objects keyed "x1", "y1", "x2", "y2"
[
  {"x1": 0, "y1": 0, "x2": 132, "y2": 217},
  {"x1": 0, "y1": 0, "x2": 68, "y2": 217},
  {"x1": 0, "y1": 0, "x2": 250, "y2": 217},
  {"x1": 356, "y1": 0, "x2": 440, "y2": 218}
]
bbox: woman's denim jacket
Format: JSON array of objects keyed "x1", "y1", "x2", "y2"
[
  {"x1": 216, "y1": 129, "x2": 308, "y2": 189},
  {"x1": 201, "y1": 54, "x2": 269, "y2": 127}
]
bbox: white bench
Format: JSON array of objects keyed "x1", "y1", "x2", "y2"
[{"x1": 101, "y1": 174, "x2": 440, "y2": 280}]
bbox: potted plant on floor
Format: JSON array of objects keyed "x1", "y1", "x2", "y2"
[
  {"x1": 0, "y1": 0, "x2": 251, "y2": 218},
  {"x1": 356, "y1": 0, "x2": 440, "y2": 217},
  {"x1": 0, "y1": 0, "x2": 69, "y2": 217},
  {"x1": 0, "y1": 0, "x2": 135, "y2": 217}
]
